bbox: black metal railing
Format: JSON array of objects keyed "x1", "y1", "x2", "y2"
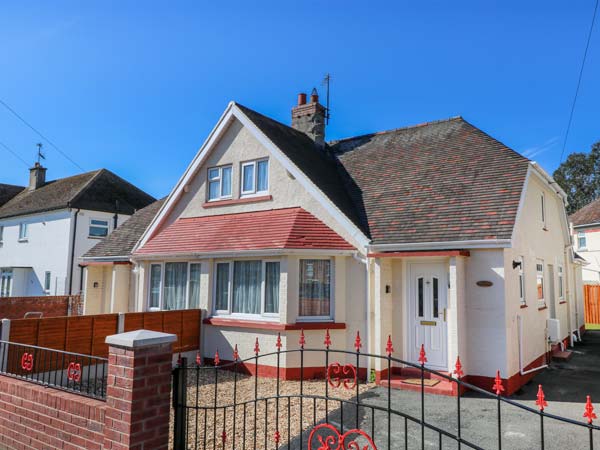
[
  {"x1": 172, "y1": 330, "x2": 600, "y2": 450},
  {"x1": 0, "y1": 340, "x2": 108, "y2": 400}
]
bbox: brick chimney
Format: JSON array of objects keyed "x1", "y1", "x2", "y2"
[
  {"x1": 291, "y1": 88, "x2": 326, "y2": 148},
  {"x1": 28, "y1": 162, "x2": 47, "y2": 190}
]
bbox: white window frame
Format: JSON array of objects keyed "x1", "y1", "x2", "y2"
[
  {"x1": 0, "y1": 225, "x2": 4, "y2": 243},
  {"x1": 18, "y1": 223, "x2": 28, "y2": 241},
  {"x1": 147, "y1": 261, "x2": 201, "y2": 311},
  {"x1": 89, "y1": 218, "x2": 109, "y2": 238},
  {"x1": 212, "y1": 259, "x2": 280, "y2": 319},
  {"x1": 297, "y1": 258, "x2": 335, "y2": 322},
  {"x1": 207, "y1": 165, "x2": 232, "y2": 201},
  {"x1": 1, "y1": 268, "x2": 13, "y2": 297},
  {"x1": 578, "y1": 231, "x2": 587, "y2": 250},
  {"x1": 558, "y1": 265, "x2": 564, "y2": 301},
  {"x1": 536, "y1": 259, "x2": 545, "y2": 307},
  {"x1": 240, "y1": 158, "x2": 269, "y2": 197},
  {"x1": 518, "y1": 257, "x2": 525, "y2": 305}
]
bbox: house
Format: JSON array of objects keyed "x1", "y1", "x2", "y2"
[
  {"x1": 0, "y1": 164, "x2": 155, "y2": 297},
  {"x1": 0, "y1": 183, "x2": 24, "y2": 207},
  {"x1": 570, "y1": 198, "x2": 600, "y2": 284},
  {"x1": 87, "y1": 92, "x2": 583, "y2": 394},
  {"x1": 80, "y1": 198, "x2": 165, "y2": 314}
]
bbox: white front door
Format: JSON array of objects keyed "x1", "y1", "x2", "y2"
[{"x1": 408, "y1": 263, "x2": 448, "y2": 370}]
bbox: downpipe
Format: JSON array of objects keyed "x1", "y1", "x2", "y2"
[{"x1": 518, "y1": 314, "x2": 549, "y2": 376}]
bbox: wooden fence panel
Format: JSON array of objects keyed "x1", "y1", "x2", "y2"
[
  {"x1": 163, "y1": 311, "x2": 183, "y2": 350},
  {"x1": 91, "y1": 314, "x2": 119, "y2": 358},
  {"x1": 37, "y1": 317, "x2": 67, "y2": 351},
  {"x1": 181, "y1": 310, "x2": 201, "y2": 352},
  {"x1": 584, "y1": 285, "x2": 600, "y2": 324},
  {"x1": 123, "y1": 312, "x2": 144, "y2": 332},
  {"x1": 66, "y1": 316, "x2": 94, "y2": 355}
]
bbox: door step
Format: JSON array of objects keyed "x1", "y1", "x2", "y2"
[
  {"x1": 377, "y1": 368, "x2": 457, "y2": 396},
  {"x1": 552, "y1": 350, "x2": 573, "y2": 362}
]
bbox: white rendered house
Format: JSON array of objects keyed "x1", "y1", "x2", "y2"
[{"x1": 0, "y1": 164, "x2": 154, "y2": 297}]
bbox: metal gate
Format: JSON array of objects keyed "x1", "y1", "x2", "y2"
[{"x1": 172, "y1": 330, "x2": 599, "y2": 449}]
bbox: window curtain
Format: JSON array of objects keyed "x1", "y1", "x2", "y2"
[
  {"x1": 233, "y1": 261, "x2": 261, "y2": 314},
  {"x1": 264, "y1": 262, "x2": 280, "y2": 313},
  {"x1": 189, "y1": 264, "x2": 201, "y2": 309},
  {"x1": 164, "y1": 262, "x2": 187, "y2": 310},
  {"x1": 299, "y1": 260, "x2": 331, "y2": 317},
  {"x1": 215, "y1": 263, "x2": 230, "y2": 310}
]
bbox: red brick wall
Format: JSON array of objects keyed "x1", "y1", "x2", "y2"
[
  {"x1": 0, "y1": 295, "x2": 81, "y2": 320},
  {"x1": 0, "y1": 376, "x2": 105, "y2": 450}
]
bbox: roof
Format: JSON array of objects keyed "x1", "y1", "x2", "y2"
[
  {"x1": 329, "y1": 117, "x2": 530, "y2": 245},
  {"x1": 570, "y1": 197, "x2": 600, "y2": 227},
  {"x1": 0, "y1": 169, "x2": 155, "y2": 219},
  {"x1": 83, "y1": 198, "x2": 166, "y2": 260},
  {"x1": 0, "y1": 183, "x2": 24, "y2": 207},
  {"x1": 135, "y1": 207, "x2": 355, "y2": 256},
  {"x1": 235, "y1": 103, "x2": 366, "y2": 234}
]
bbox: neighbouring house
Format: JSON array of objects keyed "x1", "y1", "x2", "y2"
[
  {"x1": 0, "y1": 183, "x2": 24, "y2": 207},
  {"x1": 570, "y1": 198, "x2": 600, "y2": 284},
  {"x1": 80, "y1": 198, "x2": 165, "y2": 314},
  {"x1": 88, "y1": 92, "x2": 583, "y2": 395},
  {"x1": 0, "y1": 164, "x2": 155, "y2": 297}
]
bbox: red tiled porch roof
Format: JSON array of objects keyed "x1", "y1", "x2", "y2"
[{"x1": 135, "y1": 207, "x2": 355, "y2": 255}]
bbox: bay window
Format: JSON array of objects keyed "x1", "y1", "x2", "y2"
[
  {"x1": 213, "y1": 260, "x2": 280, "y2": 316},
  {"x1": 299, "y1": 259, "x2": 332, "y2": 319},
  {"x1": 208, "y1": 165, "x2": 232, "y2": 201},
  {"x1": 147, "y1": 262, "x2": 201, "y2": 310},
  {"x1": 241, "y1": 159, "x2": 269, "y2": 196}
]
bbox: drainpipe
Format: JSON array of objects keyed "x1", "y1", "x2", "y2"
[
  {"x1": 517, "y1": 314, "x2": 548, "y2": 375},
  {"x1": 68, "y1": 208, "x2": 80, "y2": 295}
]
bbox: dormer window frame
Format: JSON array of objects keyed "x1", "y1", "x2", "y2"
[
  {"x1": 241, "y1": 158, "x2": 269, "y2": 197},
  {"x1": 207, "y1": 165, "x2": 233, "y2": 202}
]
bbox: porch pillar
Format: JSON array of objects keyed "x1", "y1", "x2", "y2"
[
  {"x1": 373, "y1": 258, "x2": 393, "y2": 378},
  {"x1": 448, "y1": 256, "x2": 467, "y2": 373}
]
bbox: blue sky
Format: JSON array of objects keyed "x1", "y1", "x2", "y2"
[{"x1": 1, "y1": 1, "x2": 598, "y2": 198}]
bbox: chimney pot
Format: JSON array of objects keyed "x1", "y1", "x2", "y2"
[
  {"x1": 310, "y1": 88, "x2": 319, "y2": 103},
  {"x1": 297, "y1": 93, "x2": 307, "y2": 105}
]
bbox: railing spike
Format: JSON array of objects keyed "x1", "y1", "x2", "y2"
[
  {"x1": 274, "y1": 430, "x2": 281, "y2": 444},
  {"x1": 214, "y1": 349, "x2": 220, "y2": 366},
  {"x1": 386, "y1": 335, "x2": 394, "y2": 357},
  {"x1": 536, "y1": 384, "x2": 547, "y2": 411},
  {"x1": 299, "y1": 329, "x2": 306, "y2": 349},
  {"x1": 276, "y1": 333, "x2": 282, "y2": 350},
  {"x1": 418, "y1": 344, "x2": 427, "y2": 365},
  {"x1": 254, "y1": 338, "x2": 260, "y2": 355},
  {"x1": 354, "y1": 331, "x2": 362, "y2": 352},
  {"x1": 584, "y1": 395, "x2": 597, "y2": 424},
  {"x1": 324, "y1": 329, "x2": 332, "y2": 349},
  {"x1": 233, "y1": 344, "x2": 239, "y2": 361},
  {"x1": 453, "y1": 356, "x2": 464, "y2": 379},
  {"x1": 492, "y1": 370, "x2": 504, "y2": 395}
]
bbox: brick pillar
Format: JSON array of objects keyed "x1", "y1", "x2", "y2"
[{"x1": 104, "y1": 330, "x2": 177, "y2": 449}]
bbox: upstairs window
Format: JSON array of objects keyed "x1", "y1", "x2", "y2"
[
  {"x1": 89, "y1": 219, "x2": 109, "y2": 238},
  {"x1": 207, "y1": 165, "x2": 232, "y2": 201},
  {"x1": 558, "y1": 265, "x2": 564, "y2": 300},
  {"x1": 536, "y1": 260, "x2": 545, "y2": 307},
  {"x1": 518, "y1": 257, "x2": 525, "y2": 305},
  {"x1": 541, "y1": 193, "x2": 546, "y2": 229},
  {"x1": 241, "y1": 159, "x2": 269, "y2": 196},
  {"x1": 18, "y1": 223, "x2": 28, "y2": 241},
  {"x1": 578, "y1": 231, "x2": 587, "y2": 249}
]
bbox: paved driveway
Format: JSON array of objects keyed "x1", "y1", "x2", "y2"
[{"x1": 353, "y1": 331, "x2": 600, "y2": 449}]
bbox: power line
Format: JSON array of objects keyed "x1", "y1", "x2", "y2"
[
  {"x1": 0, "y1": 139, "x2": 30, "y2": 167},
  {"x1": 0, "y1": 98, "x2": 85, "y2": 171},
  {"x1": 559, "y1": 0, "x2": 599, "y2": 163}
]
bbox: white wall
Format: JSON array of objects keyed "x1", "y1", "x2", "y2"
[{"x1": 573, "y1": 226, "x2": 600, "y2": 284}]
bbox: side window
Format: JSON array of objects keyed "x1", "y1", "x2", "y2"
[
  {"x1": 541, "y1": 192, "x2": 546, "y2": 229},
  {"x1": 558, "y1": 265, "x2": 564, "y2": 300},
  {"x1": 0, "y1": 225, "x2": 4, "y2": 242},
  {"x1": 536, "y1": 260, "x2": 545, "y2": 306},
  {"x1": 89, "y1": 219, "x2": 109, "y2": 238},
  {"x1": 44, "y1": 271, "x2": 52, "y2": 293},
  {"x1": 18, "y1": 223, "x2": 28, "y2": 241},
  {"x1": 518, "y1": 257, "x2": 525, "y2": 305},
  {"x1": 578, "y1": 231, "x2": 587, "y2": 249}
]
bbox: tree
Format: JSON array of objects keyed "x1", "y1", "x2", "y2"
[{"x1": 553, "y1": 141, "x2": 600, "y2": 214}]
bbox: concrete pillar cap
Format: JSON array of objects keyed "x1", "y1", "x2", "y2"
[{"x1": 105, "y1": 329, "x2": 177, "y2": 349}]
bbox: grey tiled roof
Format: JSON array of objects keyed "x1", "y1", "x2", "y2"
[
  {"x1": 82, "y1": 198, "x2": 165, "y2": 259},
  {"x1": 0, "y1": 183, "x2": 24, "y2": 207},
  {"x1": 0, "y1": 169, "x2": 155, "y2": 219}
]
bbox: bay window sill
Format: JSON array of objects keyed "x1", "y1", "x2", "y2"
[
  {"x1": 203, "y1": 195, "x2": 272, "y2": 208},
  {"x1": 203, "y1": 317, "x2": 346, "y2": 331}
]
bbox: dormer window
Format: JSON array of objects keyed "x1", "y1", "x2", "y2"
[
  {"x1": 241, "y1": 159, "x2": 269, "y2": 196},
  {"x1": 207, "y1": 165, "x2": 232, "y2": 201}
]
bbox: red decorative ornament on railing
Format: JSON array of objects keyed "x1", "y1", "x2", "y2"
[
  {"x1": 221, "y1": 430, "x2": 226, "y2": 444},
  {"x1": 195, "y1": 351, "x2": 201, "y2": 366},
  {"x1": 214, "y1": 350, "x2": 220, "y2": 366},
  {"x1": 584, "y1": 396, "x2": 597, "y2": 424},
  {"x1": 536, "y1": 385, "x2": 548, "y2": 412},
  {"x1": 276, "y1": 333, "x2": 282, "y2": 350},
  {"x1": 299, "y1": 329, "x2": 306, "y2": 349},
  {"x1": 67, "y1": 362, "x2": 81, "y2": 382},
  {"x1": 324, "y1": 329, "x2": 332, "y2": 349},
  {"x1": 354, "y1": 331, "x2": 362, "y2": 352},
  {"x1": 233, "y1": 344, "x2": 239, "y2": 361},
  {"x1": 274, "y1": 430, "x2": 281, "y2": 444},
  {"x1": 308, "y1": 423, "x2": 377, "y2": 450},
  {"x1": 327, "y1": 362, "x2": 357, "y2": 390},
  {"x1": 386, "y1": 335, "x2": 394, "y2": 357},
  {"x1": 418, "y1": 345, "x2": 427, "y2": 365},
  {"x1": 254, "y1": 338, "x2": 260, "y2": 355},
  {"x1": 20, "y1": 353, "x2": 33, "y2": 372},
  {"x1": 493, "y1": 370, "x2": 504, "y2": 395},
  {"x1": 453, "y1": 357, "x2": 464, "y2": 379}
]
